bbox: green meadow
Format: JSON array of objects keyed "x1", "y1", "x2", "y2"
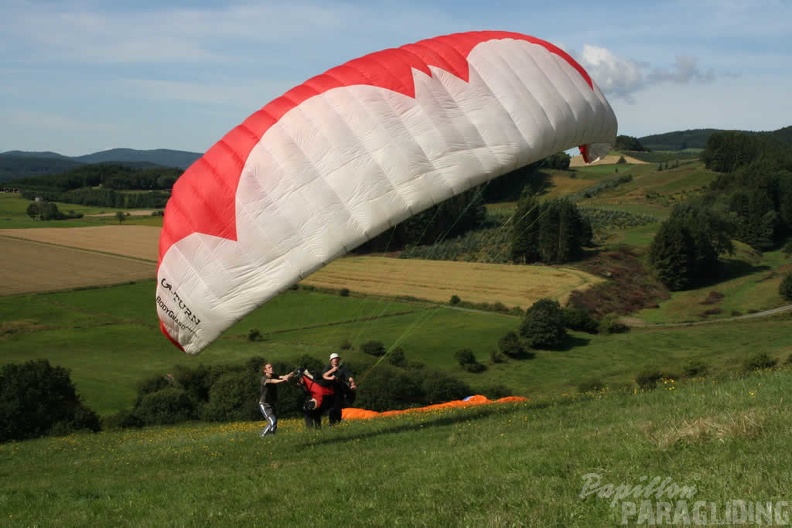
[
  {"x1": 2, "y1": 368, "x2": 791, "y2": 526},
  {"x1": 2, "y1": 279, "x2": 792, "y2": 418}
]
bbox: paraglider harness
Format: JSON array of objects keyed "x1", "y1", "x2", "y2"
[{"x1": 293, "y1": 367, "x2": 356, "y2": 412}]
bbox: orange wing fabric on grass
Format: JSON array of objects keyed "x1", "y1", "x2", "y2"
[{"x1": 342, "y1": 395, "x2": 528, "y2": 421}]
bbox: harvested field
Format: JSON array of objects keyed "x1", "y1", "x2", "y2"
[
  {"x1": 0, "y1": 236, "x2": 155, "y2": 296},
  {"x1": 0, "y1": 226, "x2": 160, "y2": 262},
  {"x1": 302, "y1": 256, "x2": 603, "y2": 309},
  {"x1": 1, "y1": 226, "x2": 603, "y2": 305}
]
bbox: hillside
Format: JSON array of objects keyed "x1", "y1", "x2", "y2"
[
  {"x1": 2, "y1": 366, "x2": 791, "y2": 526},
  {"x1": 74, "y1": 148, "x2": 201, "y2": 168},
  {"x1": 638, "y1": 125, "x2": 792, "y2": 151}
]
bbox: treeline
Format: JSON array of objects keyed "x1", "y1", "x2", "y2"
[
  {"x1": 511, "y1": 194, "x2": 592, "y2": 264},
  {"x1": 22, "y1": 188, "x2": 171, "y2": 209},
  {"x1": 12, "y1": 163, "x2": 180, "y2": 208},
  {"x1": 649, "y1": 130, "x2": 792, "y2": 290}
]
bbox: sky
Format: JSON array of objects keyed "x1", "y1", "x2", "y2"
[{"x1": 1, "y1": 0, "x2": 790, "y2": 157}]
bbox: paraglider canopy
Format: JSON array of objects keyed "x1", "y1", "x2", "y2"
[{"x1": 156, "y1": 30, "x2": 617, "y2": 354}]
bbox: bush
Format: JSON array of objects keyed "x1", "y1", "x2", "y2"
[
  {"x1": 598, "y1": 314, "x2": 630, "y2": 335},
  {"x1": 421, "y1": 369, "x2": 472, "y2": 404},
  {"x1": 562, "y1": 307, "x2": 599, "y2": 333},
  {"x1": 498, "y1": 331, "x2": 531, "y2": 359},
  {"x1": 742, "y1": 353, "x2": 777, "y2": 373},
  {"x1": 454, "y1": 348, "x2": 476, "y2": 366},
  {"x1": 519, "y1": 298, "x2": 566, "y2": 349},
  {"x1": 780, "y1": 273, "x2": 792, "y2": 301},
  {"x1": 387, "y1": 347, "x2": 408, "y2": 367},
  {"x1": 339, "y1": 288, "x2": 350, "y2": 297},
  {"x1": 354, "y1": 364, "x2": 424, "y2": 412},
  {"x1": 449, "y1": 295, "x2": 461, "y2": 305},
  {"x1": 0, "y1": 359, "x2": 100, "y2": 442},
  {"x1": 360, "y1": 340, "x2": 386, "y2": 357},
  {"x1": 133, "y1": 387, "x2": 198, "y2": 426},
  {"x1": 248, "y1": 328, "x2": 264, "y2": 342},
  {"x1": 489, "y1": 350, "x2": 506, "y2": 364},
  {"x1": 454, "y1": 349, "x2": 486, "y2": 372},
  {"x1": 202, "y1": 371, "x2": 259, "y2": 422}
]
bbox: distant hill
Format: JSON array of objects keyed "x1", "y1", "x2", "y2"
[
  {"x1": 2, "y1": 125, "x2": 789, "y2": 183},
  {"x1": 0, "y1": 148, "x2": 201, "y2": 183},
  {"x1": 74, "y1": 148, "x2": 201, "y2": 169},
  {"x1": 639, "y1": 129, "x2": 722, "y2": 151},
  {"x1": 639, "y1": 126, "x2": 792, "y2": 151}
]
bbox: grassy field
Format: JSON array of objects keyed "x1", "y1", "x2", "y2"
[
  {"x1": 3, "y1": 279, "x2": 792, "y2": 417},
  {"x1": 0, "y1": 193, "x2": 164, "y2": 229},
  {"x1": 2, "y1": 367, "x2": 790, "y2": 527}
]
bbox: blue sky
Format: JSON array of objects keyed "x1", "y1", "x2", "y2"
[{"x1": 1, "y1": 0, "x2": 790, "y2": 156}]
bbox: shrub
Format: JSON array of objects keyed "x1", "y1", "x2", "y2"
[
  {"x1": 780, "y1": 273, "x2": 792, "y2": 301},
  {"x1": 498, "y1": 331, "x2": 531, "y2": 359},
  {"x1": 133, "y1": 387, "x2": 198, "y2": 426},
  {"x1": 519, "y1": 298, "x2": 566, "y2": 349},
  {"x1": 339, "y1": 339, "x2": 353, "y2": 350},
  {"x1": 339, "y1": 288, "x2": 350, "y2": 297},
  {"x1": 0, "y1": 359, "x2": 100, "y2": 442},
  {"x1": 598, "y1": 314, "x2": 630, "y2": 335},
  {"x1": 354, "y1": 364, "x2": 424, "y2": 412},
  {"x1": 454, "y1": 348, "x2": 477, "y2": 366},
  {"x1": 248, "y1": 328, "x2": 263, "y2": 342},
  {"x1": 360, "y1": 340, "x2": 386, "y2": 357},
  {"x1": 449, "y1": 295, "x2": 461, "y2": 305},
  {"x1": 202, "y1": 370, "x2": 259, "y2": 422},
  {"x1": 562, "y1": 307, "x2": 599, "y2": 333},
  {"x1": 421, "y1": 369, "x2": 472, "y2": 404},
  {"x1": 454, "y1": 349, "x2": 486, "y2": 372},
  {"x1": 387, "y1": 347, "x2": 408, "y2": 368},
  {"x1": 489, "y1": 350, "x2": 506, "y2": 364},
  {"x1": 742, "y1": 353, "x2": 777, "y2": 373}
]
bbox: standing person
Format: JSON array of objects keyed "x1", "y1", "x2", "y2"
[
  {"x1": 259, "y1": 363, "x2": 293, "y2": 437},
  {"x1": 322, "y1": 353, "x2": 356, "y2": 426}
]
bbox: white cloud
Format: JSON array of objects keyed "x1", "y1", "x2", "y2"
[
  {"x1": 577, "y1": 45, "x2": 646, "y2": 101},
  {"x1": 577, "y1": 45, "x2": 719, "y2": 103}
]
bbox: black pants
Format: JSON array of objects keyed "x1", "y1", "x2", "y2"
[
  {"x1": 328, "y1": 389, "x2": 344, "y2": 425},
  {"x1": 304, "y1": 409, "x2": 322, "y2": 429}
]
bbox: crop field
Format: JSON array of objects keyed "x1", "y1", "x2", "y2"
[
  {"x1": 0, "y1": 226, "x2": 603, "y2": 310},
  {"x1": 0, "y1": 235, "x2": 155, "y2": 295},
  {"x1": 0, "y1": 225, "x2": 159, "y2": 262},
  {"x1": 301, "y1": 255, "x2": 603, "y2": 309}
]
